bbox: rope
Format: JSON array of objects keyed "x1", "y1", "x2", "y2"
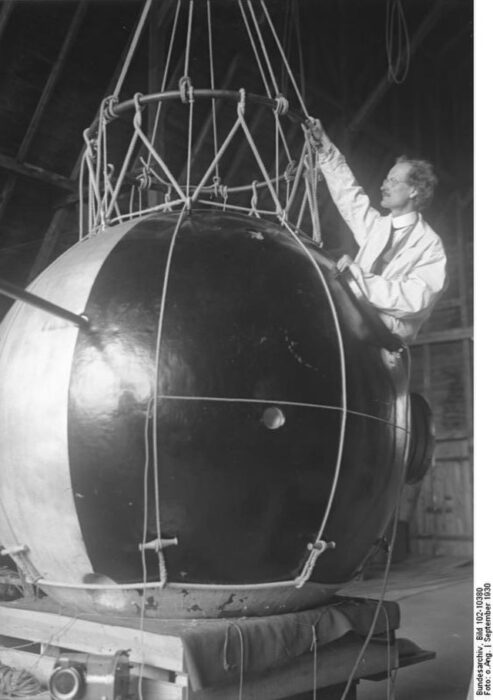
[
  {"x1": 0, "y1": 663, "x2": 41, "y2": 697},
  {"x1": 147, "y1": 0, "x2": 182, "y2": 158},
  {"x1": 237, "y1": 0, "x2": 272, "y2": 98},
  {"x1": 338, "y1": 358, "x2": 411, "y2": 700},
  {"x1": 185, "y1": 82, "x2": 195, "y2": 200},
  {"x1": 385, "y1": 0, "x2": 410, "y2": 84},
  {"x1": 246, "y1": 0, "x2": 281, "y2": 99},
  {"x1": 222, "y1": 624, "x2": 245, "y2": 700},
  {"x1": 280, "y1": 220, "x2": 347, "y2": 586},
  {"x1": 236, "y1": 94, "x2": 283, "y2": 216},
  {"x1": 191, "y1": 109, "x2": 243, "y2": 203},
  {"x1": 259, "y1": 0, "x2": 310, "y2": 118},
  {"x1": 293, "y1": 0, "x2": 306, "y2": 104},
  {"x1": 183, "y1": 0, "x2": 194, "y2": 82},
  {"x1": 207, "y1": 0, "x2": 220, "y2": 184},
  {"x1": 150, "y1": 205, "x2": 188, "y2": 575},
  {"x1": 310, "y1": 625, "x2": 318, "y2": 700},
  {"x1": 113, "y1": 0, "x2": 153, "y2": 100}
]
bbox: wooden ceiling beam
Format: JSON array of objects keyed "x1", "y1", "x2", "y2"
[
  {"x1": 0, "y1": 3, "x2": 87, "y2": 224},
  {"x1": 0, "y1": 152, "x2": 76, "y2": 192},
  {"x1": 28, "y1": 3, "x2": 146, "y2": 280},
  {"x1": 0, "y1": 1, "x2": 14, "y2": 44}
]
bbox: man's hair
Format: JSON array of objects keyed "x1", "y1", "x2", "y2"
[{"x1": 396, "y1": 156, "x2": 438, "y2": 211}]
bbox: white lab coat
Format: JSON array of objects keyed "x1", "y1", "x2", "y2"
[{"x1": 317, "y1": 144, "x2": 447, "y2": 342}]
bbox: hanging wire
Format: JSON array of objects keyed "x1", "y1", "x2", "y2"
[{"x1": 385, "y1": 0, "x2": 411, "y2": 84}]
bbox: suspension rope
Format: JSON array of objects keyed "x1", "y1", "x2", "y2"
[
  {"x1": 246, "y1": 0, "x2": 281, "y2": 98},
  {"x1": 259, "y1": 0, "x2": 310, "y2": 119},
  {"x1": 237, "y1": 0, "x2": 272, "y2": 99},
  {"x1": 185, "y1": 81, "x2": 195, "y2": 200},
  {"x1": 207, "y1": 0, "x2": 220, "y2": 183},
  {"x1": 183, "y1": 0, "x2": 194, "y2": 82},
  {"x1": 147, "y1": 0, "x2": 183, "y2": 160},
  {"x1": 293, "y1": 0, "x2": 306, "y2": 103},
  {"x1": 112, "y1": 0, "x2": 153, "y2": 101}
]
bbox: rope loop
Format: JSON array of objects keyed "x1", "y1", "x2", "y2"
[
  {"x1": 103, "y1": 95, "x2": 120, "y2": 121},
  {"x1": 137, "y1": 165, "x2": 152, "y2": 191},
  {"x1": 284, "y1": 159, "x2": 297, "y2": 182},
  {"x1": 212, "y1": 175, "x2": 221, "y2": 198},
  {"x1": 274, "y1": 94, "x2": 289, "y2": 116},
  {"x1": 179, "y1": 75, "x2": 194, "y2": 103},
  {"x1": 237, "y1": 88, "x2": 246, "y2": 115},
  {"x1": 133, "y1": 92, "x2": 144, "y2": 128},
  {"x1": 82, "y1": 128, "x2": 97, "y2": 160},
  {"x1": 249, "y1": 179, "x2": 259, "y2": 214},
  {"x1": 219, "y1": 184, "x2": 228, "y2": 208}
]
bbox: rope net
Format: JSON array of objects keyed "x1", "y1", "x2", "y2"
[{"x1": 78, "y1": 0, "x2": 321, "y2": 243}]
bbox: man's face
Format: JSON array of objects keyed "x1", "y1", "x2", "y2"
[{"x1": 380, "y1": 162, "x2": 417, "y2": 213}]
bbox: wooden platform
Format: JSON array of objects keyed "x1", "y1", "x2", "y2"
[{"x1": 0, "y1": 595, "x2": 434, "y2": 699}]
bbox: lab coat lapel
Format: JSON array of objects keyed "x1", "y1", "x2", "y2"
[{"x1": 356, "y1": 216, "x2": 393, "y2": 269}]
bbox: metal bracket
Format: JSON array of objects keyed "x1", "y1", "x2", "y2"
[{"x1": 294, "y1": 539, "x2": 336, "y2": 589}]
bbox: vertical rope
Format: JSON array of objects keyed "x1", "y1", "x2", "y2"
[
  {"x1": 183, "y1": 1, "x2": 194, "y2": 80},
  {"x1": 151, "y1": 205, "x2": 188, "y2": 556},
  {"x1": 207, "y1": 0, "x2": 220, "y2": 183},
  {"x1": 293, "y1": 0, "x2": 306, "y2": 103},
  {"x1": 311, "y1": 624, "x2": 318, "y2": 700}
]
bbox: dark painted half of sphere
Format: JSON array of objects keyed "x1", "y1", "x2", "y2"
[{"x1": 67, "y1": 211, "x2": 407, "y2": 587}]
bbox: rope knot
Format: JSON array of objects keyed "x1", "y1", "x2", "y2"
[
  {"x1": 249, "y1": 180, "x2": 259, "y2": 214},
  {"x1": 237, "y1": 88, "x2": 246, "y2": 114},
  {"x1": 103, "y1": 95, "x2": 119, "y2": 121},
  {"x1": 274, "y1": 94, "x2": 289, "y2": 115},
  {"x1": 284, "y1": 159, "x2": 297, "y2": 182},
  {"x1": 137, "y1": 166, "x2": 152, "y2": 191},
  {"x1": 132, "y1": 93, "x2": 144, "y2": 128},
  {"x1": 212, "y1": 175, "x2": 221, "y2": 198},
  {"x1": 179, "y1": 76, "x2": 194, "y2": 103}
]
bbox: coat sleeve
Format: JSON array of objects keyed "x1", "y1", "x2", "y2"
[
  {"x1": 317, "y1": 144, "x2": 382, "y2": 247},
  {"x1": 347, "y1": 239, "x2": 447, "y2": 318}
]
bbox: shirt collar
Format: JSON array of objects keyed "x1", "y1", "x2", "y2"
[{"x1": 391, "y1": 211, "x2": 418, "y2": 229}]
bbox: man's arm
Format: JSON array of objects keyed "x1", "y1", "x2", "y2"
[{"x1": 305, "y1": 119, "x2": 382, "y2": 247}]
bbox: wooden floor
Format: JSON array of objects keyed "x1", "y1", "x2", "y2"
[{"x1": 348, "y1": 556, "x2": 473, "y2": 700}]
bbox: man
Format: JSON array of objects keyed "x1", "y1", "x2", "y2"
[{"x1": 306, "y1": 119, "x2": 447, "y2": 342}]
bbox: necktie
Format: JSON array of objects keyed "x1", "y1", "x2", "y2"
[{"x1": 371, "y1": 228, "x2": 395, "y2": 276}]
